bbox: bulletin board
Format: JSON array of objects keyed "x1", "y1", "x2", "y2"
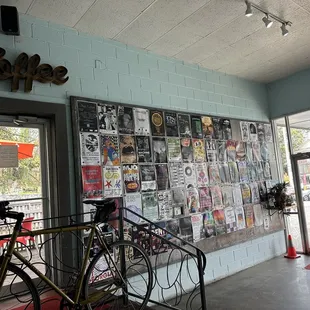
[{"x1": 70, "y1": 96, "x2": 284, "y2": 253}]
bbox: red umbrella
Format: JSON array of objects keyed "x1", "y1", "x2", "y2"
[{"x1": 0, "y1": 140, "x2": 35, "y2": 159}]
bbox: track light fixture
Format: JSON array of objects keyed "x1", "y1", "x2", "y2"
[{"x1": 245, "y1": 1, "x2": 292, "y2": 36}]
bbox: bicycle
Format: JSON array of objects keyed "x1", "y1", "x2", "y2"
[{"x1": 0, "y1": 199, "x2": 153, "y2": 310}]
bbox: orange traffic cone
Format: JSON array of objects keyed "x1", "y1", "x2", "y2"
[{"x1": 284, "y1": 234, "x2": 301, "y2": 259}]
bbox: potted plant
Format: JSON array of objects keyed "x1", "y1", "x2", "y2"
[{"x1": 266, "y1": 182, "x2": 290, "y2": 212}]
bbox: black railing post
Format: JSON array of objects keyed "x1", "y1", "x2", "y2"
[{"x1": 197, "y1": 250, "x2": 207, "y2": 310}]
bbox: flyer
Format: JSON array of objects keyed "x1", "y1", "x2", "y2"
[
  {"x1": 206, "y1": 140, "x2": 217, "y2": 162},
  {"x1": 193, "y1": 139, "x2": 206, "y2": 162},
  {"x1": 208, "y1": 164, "x2": 221, "y2": 184},
  {"x1": 165, "y1": 112, "x2": 178, "y2": 137},
  {"x1": 238, "y1": 161, "x2": 248, "y2": 183},
  {"x1": 247, "y1": 162, "x2": 257, "y2": 182},
  {"x1": 132, "y1": 224, "x2": 151, "y2": 256},
  {"x1": 80, "y1": 132, "x2": 101, "y2": 165},
  {"x1": 158, "y1": 190, "x2": 173, "y2": 220},
  {"x1": 150, "y1": 222, "x2": 168, "y2": 254},
  {"x1": 213, "y1": 209, "x2": 226, "y2": 235},
  {"x1": 101, "y1": 135, "x2": 120, "y2": 166},
  {"x1": 241, "y1": 183, "x2": 251, "y2": 205},
  {"x1": 219, "y1": 163, "x2": 231, "y2": 184},
  {"x1": 136, "y1": 136, "x2": 152, "y2": 163},
  {"x1": 235, "y1": 206, "x2": 246, "y2": 230},
  {"x1": 201, "y1": 116, "x2": 214, "y2": 139},
  {"x1": 166, "y1": 219, "x2": 180, "y2": 238},
  {"x1": 260, "y1": 142, "x2": 269, "y2": 161},
  {"x1": 258, "y1": 181, "x2": 267, "y2": 202},
  {"x1": 140, "y1": 165, "x2": 156, "y2": 191},
  {"x1": 178, "y1": 114, "x2": 191, "y2": 137},
  {"x1": 253, "y1": 204, "x2": 263, "y2": 226},
  {"x1": 212, "y1": 118, "x2": 223, "y2": 140},
  {"x1": 264, "y1": 124, "x2": 273, "y2": 143},
  {"x1": 210, "y1": 185, "x2": 223, "y2": 208},
  {"x1": 123, "y1": 164, "x2": 140, "y2": 193},
  {"x1": 217, "y1": 141, "x2": 227, "y2": 162},
  {"x1": 133, "y1": 108, "x2": 150, "y2": 135},
  {"x1": 179, "y1": 217, "x2": 193, "y2": 242},
  {"x1": 103, "y1": 166, "x2": 122, "y2": 197},
  {"x1": 226, "y1": 140, "x2": 236, "y2": 162},
  {"x1": 202, "y1": 211, "x2": 216, "y2": 238},
  {"x1": 167, "y1": 138, "x2": 182, "y2": 162},
  {"x1": 183, "y1": 163, "x2": 197, "y2": 188},
  {"x1": 249, "y1": 122, "x2": 258, "y2": 141},
  {"x1": 181, "y1": 138, "x2": 193, "y2": 162},
  {"x1": 245, "y1": 205, "x2": 254, "y2": 228},
  {"x1": 252, "y1": 141, "x2": 261, "y2": 162},
  {"x1": 221, "y1": 185, "x2": 233, "y2": 208},
  {"x1": 221, "y1": 119, "x2": 232, "y2": 140},
  {"x1": 246, "y1": 142, "x2": 253, "y2": 162},
  {"x1": 250, "y1": 182, "x2": 260, "y2": 204},
  {"x1": 224, "y1": 207, "x2": 237, "y2": 233},
  {"x1": 191, "y1": 214, "x2": 204, "y2": 242},
  {"x1": 263, "y1": 161, "x2": 272, "y2": 179},
  {"x1": 150, "y1": 110, "x2": 165, "y2": 136},
  {"x1": 186, "y1": 187, "x2": 200, "y2": 214},
  {"x1": 78, "y1": 100, "x2": 98, "y2": 132},
  {"x1": 195, "y1": 163, "x2": 209, "y2": 187},
  {"x1": 236, "y1": 141, "x2": 246, "y2": 161},
  {"x1": 169, "y1": 163, "x2": 185, "y2": 188},
  {"x1": 98, "y1": 104, "x2": 117, "y2": 134},
  {"x1": 120, "y1": 135, "x2": 137, "y2": 164},
  {"x1": 153, "y1": 137, "x2": 167, "y2": 163},
  {"x1": 228, "y1": 162, "x2": 239, "y2": 183},
  {"x1": 124, "y1": 193, "x2": 142, "y2": 223},
  {"x1": 118, "y1": 106, "x2": 134, "y2": 134},
  {"x1": 232, "y1": 184, "x2": 243, "y2": 206},
  {"x1": 199, "y1": 187, "x2": 212, "y2": 212},
  {"x1": 156, "y1": 164, "x2": 170, "y2": 190},
  {"x1": 82, "y1": 166, "x2": 103, "y2": 199},
  {"x1": 141, "y1": 192, "x2": 158, "y2": 221},
  {"x1": 240, "y1": 121, "x2": 249, "y2": 141},
  {"x1": 191, "y1": 116, "x2": 203, "y2": 139},
  {"x1": 171, "y1": 188, "x2": 186, "y2": 217},
  {"x1": 257, "y1": 123, "x2": 265, "y2": 142}
]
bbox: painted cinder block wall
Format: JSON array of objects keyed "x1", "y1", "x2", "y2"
[{"x1": 0, "y1": 14, "x2": 285, "y2": 283}]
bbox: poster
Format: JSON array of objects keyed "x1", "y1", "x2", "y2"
[
  {"x1": 124, "y1": 193, "x2": 142, "y2": 223},
  {"x1": 156, "y1": 164, "x2": 170, "y2": 190},
  {"x1": 210, "y1": 185, "x2": 223, "y2": 208},
  {"x1": 103, "y1": 166, "x2": 122, "y2": 197},
  {"x1": 241, "y1": 183, "x2": 251, "y2": 205},
  {"x1": 191, "y1": 214, "x2": 204, "y2": 242},
  {"x1": 134, "y1": 108, "x2": 150, "y2": 135},
  {"x1": 80, "y1": 132, "x2": 100, "y2": 165},
  {"x1": 199, "y1": 187, "x2": 212, "y2": 212},
  {"x1": 249, "y1": 122, "x2": 258, "y2": 141},
  {"x1": 264, "y1": 124, "x2": 273, "y2": 143},
  {"x1": 221, "y1": 119, "x2": 232, "y2": 140},
  {"x1": 246, "y1": 142, "x2": 253, "y2": 162},
  {"x1": 219, "y1": 163, "x2": 230, "y2": 184},
  {"x1": 123, "y1": 164, "x2": 140, "y2": 193},
  {"x1": 236, "y1": 141, "x2": 246, "y2": 161},
  {"x1": 256, "y1": 161, "x2": 264, "y2": 180},
  {"x1": 245, "y1": 205, "x2": 254, "y2": 228},
  {"x1": 261, "y1": 142, "x2": 269, "y2": 161},
  {"x1": 78, "y1": 100, "x2": 98, "y2": 132},
  {"x1": 195, "y1": 163, "x2": 209, "y2": 187},
  {"x1": 257, "y1": 123, "x2": 265, "y2": 142},
  {"x1": 250, "y1": 182, "x2": 260, "y2": 204},
  {"x1": 0, "y1": 145, "x2": 18, "y2": 168},
  {"x1": 136, "y1": 136, "x2": 152, "y2": 163},
  {"x1": 165, "y1": 112, "x2": 178, "y2": 137},
  {"x1": 222, "y1": 185, "x2": 233, "y2": 207},
  {"x1": 151, "y1": 222, "x2": 168, "y2": 254},
  {"x1": 228, "y1": 162, "x2": 239, "y2": 183},
  {"x1": 206, "y1": 140, "x2": 217, "y2": 162},
  {"x1": 166, "y1": 219, "x2": 180, "y2": 238},
  {"x1": 153, "y1": 137, "x2": 167, "y2": 163},
  {"x1": 82, "y1": 166, "x2": 103, "y2": 198},
  {"x1": 171, "y1": 188, "x2": 185, "y2": 217},
  {"x1": 252, "y1": 141, "x2": 261, "y2": 162},
  {"x1": 247, "y1": 162, "x2": 257, "y2": 182},
  {"x1": 193, "y1": 139, "x2": 206, "y2": 162},
  {"x1": 167, "y1": 138, "x2": 182, "y2": 162},
  {"x1": 258, "y1": 181, "x2": 267, "y2": 202},
  {"x1": 212, "y1": 118, "x2": 223, "y2": 140},
  {"x1": 140, "y1": 165, "x2": 156, "y2": 191},
  {"x1": 213, "y1": 209, "x2": 226, "y2": 235},
  {"x1": 191, "y1": 116, "x2": 203, "y2": 139},
  {"x1": 208, "y1": 164, "x2": 221, "y2": 184},
  {"x1": 217, "y1": 141, "x2": 227, "y2": 162},
  {"x1": 98, "y1": 104, "x2": 117, "y2": 134},
  {"x1": 226, "y1": 140, "x2": 236, "y2": 162},
  {"x1": 224, "y1": 207, "x2": 237, "y2": 233},
  {"x1": 179, "y1": 217, "x2": 193, "y2": 242},
  {"x1": 253, "y1": 204, "x2": 263, "y2": 226},
  {"x1": 186, "y1": 187, "x2": 200, "y2": 214},
  {"x1": 201, "y1": 116, "x2": 214, "y2": 139},
  {"x1": 183, "y1": 163, "x2": 197, "y2": 188},
  {"x1": 142, "y1": 192, "x2": 158, "y2": 221},
  {"x1": 181, "y1": 138, "x2": 193, "y2": 162},
  {"x1": 150, "y1": 110, "x2": 165, "y2": 136},
  {"x1": 203, "y1": 211, "x2": 216, "y2": 238},
  {"x1": 232, "y1": 184, "x2": 243, "y2": 206},
  {"x1": 178, "y1": 114, "x2": 191, "y2": 137},
  {"x1": 101, "y1": 135, "x2": 120, "y2": 166},
  {"x1": 169, "y1": 163, "x2": 185, "y2": 188},
  {"x1": 238, "y1": 161, "x2": 248, "y2": 183},
  {"x1": 118, "y1": 106, "x2": 134, "y2": 134},
  {"x1": 263, "y1": 161, "x2": 272, "y2": 179},
  {"x1": 235, "y1": 206, "x2": 246, "y2": 230},
  {"x1": 158, "y1": 191, "x2": 173, "y2": 219},
  {"x1": 120, "y1": 135, "x2": 137, "y2": 164},
  {"x1": 240, "y1": 121, "x2": 249, "y2": 141},
  {"x1": 132, "y1": 224, "x2": 151, "y2": 256}
]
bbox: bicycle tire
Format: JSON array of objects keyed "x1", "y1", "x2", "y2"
[
  {"x1": 83, "y1": 240, "x2": 153, "y2": 310},
  {"x1": 0, "y1": 261, "x2": 41, "y2": 310}
]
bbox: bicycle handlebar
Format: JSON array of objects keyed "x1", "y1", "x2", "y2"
[{"x1": 0, "y1": 201, "x2": 24, "y2": 221}]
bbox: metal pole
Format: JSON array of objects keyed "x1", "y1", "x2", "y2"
[{"x1": 197, "y1": 250, "x2": 207, "y2": 310}]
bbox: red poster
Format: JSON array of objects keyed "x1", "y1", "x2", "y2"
[{"x1": 82, "y1": 166, "x2": 103, "y2": 199}]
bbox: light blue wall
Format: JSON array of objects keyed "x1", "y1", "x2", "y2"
[{"x1": 268, "y1": 68, "x2": 310, "y2": 118}]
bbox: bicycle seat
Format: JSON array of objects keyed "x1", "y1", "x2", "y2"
[
  {"x1": 84, "y1": 200, "x2": 116, "y2": 223},
  {"x1": 84, "y1": 199, "x2": 114, "y2": 207},
  {"x1": 0, "y1": 201, "x2": 9, "y2": 208}
]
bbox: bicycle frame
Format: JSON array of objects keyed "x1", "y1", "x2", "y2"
[{"x1": 0, "y1": 221, "x2": 123, "y2": 306}]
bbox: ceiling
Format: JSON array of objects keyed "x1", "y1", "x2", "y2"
[{"x1": 7, "y1": 0, "x2": 310, "y2": 83}]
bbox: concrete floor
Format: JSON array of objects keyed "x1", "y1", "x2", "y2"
[{"x1": 204, "y1": 255, "x2": 310, "y2": 310}]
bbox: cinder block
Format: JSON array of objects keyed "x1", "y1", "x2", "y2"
[
  {"x1": 258, "y1": 242, "x2": 269, "y2": 254},
  {"x1": 222, "y1": 95, "x2": 235, "y2": 106},
  {"x1": 246, "y1": 244, "x2": 259, "y2": 257},
  {"x1": 81, "y1": 78, "x2": 107, "y2": 96},
  {"x1": 216, "y1": 103, "x2": 229, "y2": 116},
  {"x1": 66, "y1": 62, "x2": 93, "y2": 79},
  {"x1": 175, "y1": 64, "x2": 192, "y2": 77},
  {"x1": 116, "y1": 47, "x2": 138, "y2": 63},
  {"x1": 48, "y1": 21, "x2": 78, "y2": 34},
  {"x1": 119, "y1": 74, "x2": 140, "y2": 90},
  {"x1": 150, "y1": 70, "x2": 169, "y2": 83},
  {"x1": 206, "y1": 255, "x2": 221, "y2": 270},
  {"x1": 106, "y1": 58, "x2": 129, "y2": 74},
  {"x1": 170, "y1": 96, "x2": 187, "y2": 110},
  {"x1": 168, "y1": 73, "x2": 185, "y2": 86},
  {"x1": 129, "y1": 63, "x2": 150, "y2": 78},
  {"x1": 208, "y1": 92, "x2": 222, "y2": 104},
  {"x1": 227, "y1": 260, "x2": 242, "y2": 275},
  {"x1": 241, "y1": 256, "x2": 254, "y2": 268},
  {"x1": 233, "y1": 248, "x2": 247, "y2": 261},
  {"x1": 15, "y1": 36, "x2": 49, "y2": 59},
  {"x1": 20, "y1": 14, "x2": 48, "y2": 27},
  {"x1": 94, "y1": 69, "x2": 118, "y2": 86},
  {"x1": 151, "y1": 92, "x2": 170, "y2": 108},
  {"x1": 187, "y1": 99, "x2": 202, "y2": 112},
  {"x1": 194, "y1": 89, "x2": 208, "y2": 101},
  {"x1": 234, "y1": 98, "x2": 247, "y2": 108},
  {"x1": 161, "y1": 83, "x2": 178, "y2": 96},
  {"x1": 33, "y1": 25, "x2": 62, "y2": 45},
  {"x1": 229, "y1": 106, "x2": 242, "y2": 117},
  {"x1": 230, "y1": 87, "x2": 241, "y2": 98},
  {"x1": 220, "y1": 74, "x2": 233, "y2": 87},
  {"x1": 204, "y1": 269, "x2": 215, "y2": 283},
  {"x1": 220, "y1": 251, "x2": 234, "y2": 266},
  {"x1": 108, "y1": 84, "x2": 131, "y2": 102},
  {"x1": 202, "y1": 102, "x2": 217, "y2": 114},
  {"x1": 190, "y1": 69, "x2": 207, "y2": 81},
  {"x1": 185, "y1": 77, "x2": 200, "y2": 90},
  {"x1": 200, "y1": 81, "x2": 214, "y2": 93},
  {"x1": 214, "y1": 84, "x2": 228, "y2": 95},
  {"x1": 207, "y1": 71, "x2": 220, "y2": 84},
  {"x1": 178, "y1": 86, "x2": 194, "y2": 99},
  {"x1": 64, "y1": 33, "x2": 91, "y2": 52},
  {"x1": 91, "y1": 40, "x2": 116, "y2": 58},
  {"x1": 131, "y1": 89, "x2": 151, "y2": 106},
  {"x1": 138, "y1": 54, "x2": 158, "y2": 69},
  {"x1": 19, "y1": 20, "x2": 32, "y2": 38},
  {"x1": 49, "y1": 43, "x2": 78, "y2": 63},
  {"x1": 34, "y1": 85, "x2": 66, "y2": 98},
  {"x1": 141, "y1": 78, "x2": 160, "y2": 93},
  {"x1": 158, "y1": 59, "x2": 176, "y2": 73},
  {"x1": 213, "y1": 266, "x2": 229, "y2": 280}
]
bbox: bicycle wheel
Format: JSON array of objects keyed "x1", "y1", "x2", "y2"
[
  {"x1": 84, "y1": 240, "x2": 153, "y2": 310},
  {"x1": 0, "y1": 261, "x2": 41, "y2": 310}
]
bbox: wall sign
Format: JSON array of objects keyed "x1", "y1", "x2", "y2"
[
  {"x1": 0, "y1": 145, "x2": 18, "y2": 168},
  {"x1": 0, "y1": 47, "x2": 69, "y2": 93}
]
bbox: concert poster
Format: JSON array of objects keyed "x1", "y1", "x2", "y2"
[
  {"x1": 249, "y1": 122, "x2": 258, "y2": 141},
  {"x1": 191, "y1": 214, "x2": 204, "y2": 242},
  {"x1": 228, "y1": 162, "x2": 239, "y2": 183},
  {"x1": 246, "y1": 142, "x2": 253, "y2": 162},
  {"x1": 140, "y1": 165, "x2": 156, "y2": 191},
  {"x1": 80, "y1": 132, "x2": 100, "y2": 166},
  {"x1": 208, "y1": 164, "x2": 221, "y2": 184},
  {"x1": 158, "y1": 190, "x2": 173, "y2": 220},
  {"x1": 98, "y1": 104, "x2": 117, "y2": 134},
  {"x1": 120, "y1": 135, "x2": 137, "y2": 164},
  {"x1": 179, "y1": 216, "x2": 194, "y2": 243},
  {"x1": 199, "y1": 187, "x2": 212, "y2": 212},
  {"x1": 178, "y1": 114, "x2": 191, "y2": 137},
  {"x1": 203, "y1": 211, "x2": 216, "y2": 238},
  {"x1": 193, "y1": 139, "x2": 206, "y2": 162},
  {"x1": 235, "y1": 206, "x2": 246, "y2": 230},
  {"x1": 171, "y1": 188, "x2": 186, "y2": 217},
  {"x1": 150, "y1": 110, "x2": 165, "y2": 136},
  {"x1": 232, "y1": 184, "x2": 243, "y2": 206},
  {"x1": 222, "y1": 185, "x2": 233, "y2": 208},
  {"x1": 156, "y1": 164, "x2": 170, "y2": 190},
  {"x1": 118, "y1": 106, "x2": 134, "y2": 134},
  {"x1": 241, "y1": 183, "x2": 251, "y2": 205},
  {"x1": 263, "y1": 161, "x2": 272, "y2": 179},
  {"x1": 103, "y1": 166, "x2": 122, "y2": 197},
  {"x1": 206, "y1": 140, "x2": 217, "y2": 163},
  {"x1": 183, "y1": 163, "x2": 197, "y2": 188},
  {"x1": 181, "y1": 138, "x2": 193, "y2": 162},
  {"x1": 142, "y1": 192, "x2": 158, "y2": 221},
  {"x1": 219, "y1": 163, "x2": 231, "y2": 184},
  {"x1": 153, "y1": 137, "x2": 167, "y2": 163},
  {"x1": 257, "y1": 123, "x2": 265, "y2": 142},
  {"x1": 123, "y1": 164, "x2": 140, "y2": 193},
  {"x1": 252, "y1": 141, "x2": 261, "y2": 162},
  {"x1": 133, "y1": 108, "x2": 150, "y2": 135},
  {"x1": 217, "y1": 141, "x2": 227, "y2": 162},
  {"x1": 167, "y1": 138, "x2": 182, "y2": 162},
  {"x1": 191, "y1": 116, "x2": 203, "y2": 139},
  {"x1": 186, "y1": 187, "x2": 200, "y2": 214},
  {"x1": 253, "y1": 204, "x2": 264, "y2": 226},
  {"x1": 201, "y1": 116, "x2": 214, "y2": 139},
  {"x1": 226, "y1": 140, "x2": 236, "y2": 162},
  {"x1": 213, "y1": 209, "x2": 226, "y2": 235},
  {"x1": 82, "y1": 165, "x2": 103, "y2": 199},
  {"x1": 264, "y1": 124, "x2": 273, "y2": 143},
  {"x1": 221, "y1": 119, "x2": 232, "y2": 140},
  {"x1": 169, "y1": 163, "x2": 185, "y2": 188},
  {"x1": 224, "y1": 206, "x2": 237, "y2": 233},
  {"x1": 245, "y1": 205, "x2": 254, "y2": 228},
  {"x1": 78, "y1": 100, "x2": 98, "y2": 132},
  {"x1": 238, "y1": 161, "x2": 248, "y2": 183},
  {"x1": 212, "y1": 118, "x2": 223, "y2": 140},
  {"x1": 236, "y1": 141, "x2": 246, "y2": 161},
  {"x1": 210, "y1": 185, "x2": 223, "y2": 208},
  {"x1": 101, "y1": 135, "x2": 120, "y2": 166},
  {"x1": 240, "y1": 121, "x2": 249, "y2": 141},
  {"x1": 261, "y1": 142, "x2": 269, "y2": 161},
  {"x1": 136, "y1": 136, "x2": 152, "y2": 163},
  {"x1": 247, "y1": 162, "x2": 257, "y2": 182},
  {"x1": 250, "y1": 182, "x2": 260, "y2": 204},
  {"x1": 195, "y1": 163, "x2": 209, "y2": 187},
  {"x1": 165, "y1": 112, "x2": 178, "y2": 136},
  {"x1": 124, "y1": 193, "x2": 142, "y2": 223}
]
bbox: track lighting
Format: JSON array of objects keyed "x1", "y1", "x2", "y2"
[
  {"x1": 262, "y1": 14, "x2": 273, "y2": 28},
  {"x1": 245, "y1": 1, "x2": 253, "y2": 17},
  {"x1": 281, "y1": 23, "x2": 289, "y2": 36}
]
